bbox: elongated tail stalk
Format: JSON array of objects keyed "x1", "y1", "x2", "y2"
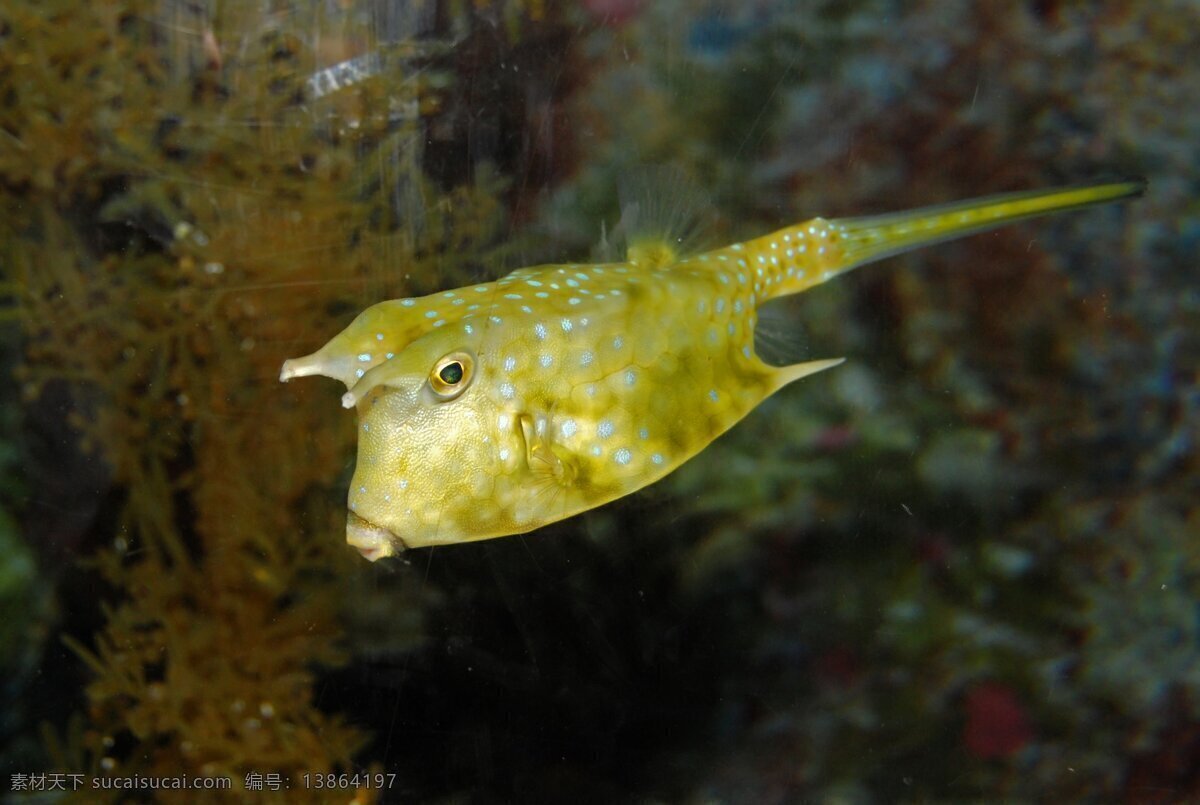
[
  {"x1": 832, "y1": 180, "x2": 1146, "y2": 271},
  {"x1": 728, "y1": 180, "x2": 1145, "y2": 302}
]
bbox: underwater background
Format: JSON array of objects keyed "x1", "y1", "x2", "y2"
[{"x1": 1, "y1": 0, "x2": 1196, "y2": 802}]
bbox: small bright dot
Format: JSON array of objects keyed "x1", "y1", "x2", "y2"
[
  {"x1": 569, "y1": 297, "x2": 581, "y2": 305},
  {"x1": 357, "y1": 353, "x2": 371, "y2": 362},
  {"x1": 504, "y1": 356, "x2": 516, "y2": 372},
  {"x1": 425, "y1": 310, "x2": 437, "y2": 318},
  {"x1": 625, "y1": 370, "x2": 637, "y2": 386},
  {"x1": 534, "y1": 323, "x2": 547, "y2": 340},
  {"x1": 708, "y1": 389, "x2": 719, "y2": 402},
  {"x1": 561, "y1": 419, "x2": 578, "y2": 437},
  {"x1": 598, "y1": 420, "x2": 614, "y2": 438},
  {"x1": 638, "y1": 427, "x2": 649, "y2": 440},
  {"x1": 500, "y1": 382, "x2": 515, "y2": 400},
  {"x1": 614, "y1": 448, "x2": 632, "y2": 465},
  {"x1": 613, "y1": 336, "x2": 624, "y2": 349},
  {"x1": 499, "y1": 448, "x2": 510, "y2": 461},
  {"x1": 375, "y1": 333, "x2": 384, "y2": 341},
  {"x1": 580, "y1": 351, "x2": 594, "y2": 367},
  {"x1": 652, "y1": 453, "x2": 664, "y2": 465},
  {"x1": 401, "y1": 299, "x2": 415, "y2": 307},
  {"x1": 539, "y1": 354, "x2": 553, "y2": 368},
  {"x1": 561, "y1": 318, "x2": 573, "y2": 332}
]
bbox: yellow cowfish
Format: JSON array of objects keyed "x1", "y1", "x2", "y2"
[{"x1": 281, "y1": 180, "x2": 1143, "y2": 560}]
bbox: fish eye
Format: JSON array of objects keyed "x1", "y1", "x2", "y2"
[{"x1": 429, "y1": 351, "x2": 475, "y2": 400}]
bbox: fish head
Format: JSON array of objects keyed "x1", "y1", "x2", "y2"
[
  {"x1": 282, "y1": 295, "x2": 519, "y2": 559},
  {"x1": 341, "y1": 322, "x2": 510, "y2": 559}
]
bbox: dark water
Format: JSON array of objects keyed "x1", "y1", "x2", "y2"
[{"x1": 2, "y1": 1, "x2": 1197, "y2": 802}]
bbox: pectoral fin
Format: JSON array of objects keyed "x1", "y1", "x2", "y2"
[{"x1": 518, "y1": 413, "x2": 578, "y2": 488}]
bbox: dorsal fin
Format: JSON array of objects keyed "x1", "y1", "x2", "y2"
[{"x1": 594, "y1": 165, "x2": 714, "y2": 268}]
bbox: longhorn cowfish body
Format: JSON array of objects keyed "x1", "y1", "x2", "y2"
[{"x1": 281, "y1": 181, "x2": 1143, "y2": 560}]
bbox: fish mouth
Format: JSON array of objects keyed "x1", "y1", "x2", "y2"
[{"x1": 346, "y1": 512, "x2": 408, "y2": 561}]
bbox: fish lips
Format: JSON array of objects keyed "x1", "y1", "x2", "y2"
[{"x1": 346, "y1": 511, "x2": 408, "y2": 561}]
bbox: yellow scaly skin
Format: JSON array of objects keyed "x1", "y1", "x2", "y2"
[{"x1": 280, "y1": 181, "x2": 1143, "y2": 560}]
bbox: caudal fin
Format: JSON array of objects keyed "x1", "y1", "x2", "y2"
[{"x1": 833, "y1": 179, "x2": 1145, "y2": 271}]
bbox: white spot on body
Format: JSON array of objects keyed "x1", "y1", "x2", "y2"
[
  {"x1": 539, "y1": 354, "x2": 553, "y2": 368},
  {"x1": 534, "y1": 323, "x2": 547, "y2": 340},
  {"x1": 504, "y1": 356, "x2": 516, "y2": 372},
  {"x1": 614, "y1": 448, "x2": 632, "y2": 465},
  {"x1": 597, "y1": 420, "x2": 614, "y2": 438},
  {"x1": 500, "y1": 382, "x2": 515, "y2": 400}
]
